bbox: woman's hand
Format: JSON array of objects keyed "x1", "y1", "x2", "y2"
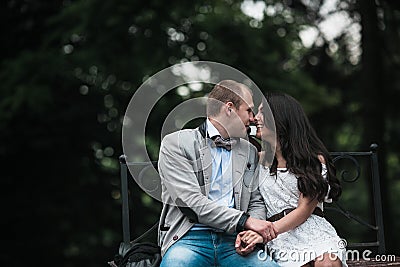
[{"x1": 235, "y1": 230, "x2": 264, "y2": 256}]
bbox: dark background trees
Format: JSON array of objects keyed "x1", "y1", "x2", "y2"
[{"x1": 2, "y1": 0, "x2": 399, "y2": 265}]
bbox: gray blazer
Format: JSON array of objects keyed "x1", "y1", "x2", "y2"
[{"x1": 157, "y1": 123, "x2": 266, "y2": 256}]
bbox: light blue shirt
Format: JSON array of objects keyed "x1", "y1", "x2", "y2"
[
  {"x1": 191, "y1": 119, "x2": 235, "y2": 231},
  {"x1": 206, "y1": 119, "x2": 235, "y2": 208}
]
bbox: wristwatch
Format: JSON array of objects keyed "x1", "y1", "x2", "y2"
[{"x1": 236, "y1": 212, "x2": 250, "y2": 232}]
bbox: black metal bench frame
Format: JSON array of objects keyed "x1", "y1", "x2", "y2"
[
  {"x1": 328, "y1": 144, "x2": 385, "y2": 254},
  {"x1": 118, "y1": 143, "x2": 385, "y2": 254}
]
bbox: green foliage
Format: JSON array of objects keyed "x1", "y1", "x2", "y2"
[{"x1": 2, "y1": 0, "x2": 400, "y2": 265}]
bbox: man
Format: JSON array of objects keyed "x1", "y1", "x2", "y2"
[{"x1": 158, "y1": 80, "x2": 278, "y2": 266}]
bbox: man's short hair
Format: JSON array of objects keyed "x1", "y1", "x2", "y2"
[{"x1": 207, "y1": 80, "x2": 250, "y2": 117}]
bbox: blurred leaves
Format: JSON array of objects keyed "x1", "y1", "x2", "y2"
[{"x1": 2, "y1": 0, "x2": 400, "y2": 265}]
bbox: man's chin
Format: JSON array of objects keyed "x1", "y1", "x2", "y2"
[
  {"x1": 239, "y1": 129, "x2": 248, "y2": 138},
  {"x1": 230, "y1": 124, "x2": 248, "y2": 138}
]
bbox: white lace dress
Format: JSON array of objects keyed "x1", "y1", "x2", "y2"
[{"x1": 259, "y1": 164, "x2": 347, "y2": 267}]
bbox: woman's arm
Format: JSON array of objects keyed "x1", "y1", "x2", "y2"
[
  {"x1": 272, "y1": 194, "x2": 318, "y2": 234},
  {"x1": 273, "y1": 155, "x2": 326, "y2": 234},
  {"x1": 238, "y1": 195, "x2": 318, "y2": 250}
]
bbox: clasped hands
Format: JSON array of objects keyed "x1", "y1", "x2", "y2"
[{"x1": 235, "y1": 218, "x2": 278, "y2": 256}]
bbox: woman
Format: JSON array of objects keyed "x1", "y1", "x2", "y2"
[{"x1": 240, "y1": 93, "x2": 347, "y2": 266}]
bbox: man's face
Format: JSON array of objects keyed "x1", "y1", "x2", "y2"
[{"x1": 231, "y1": 89, "x2": 254, "y2": 137}]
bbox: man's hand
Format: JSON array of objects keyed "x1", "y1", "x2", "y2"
[
  {"x1": 244, "y1": 217, "x2": 278, "y2": 243},
  {"x1": 234, "y1": 230, "x2": 262, "y2": 256}
]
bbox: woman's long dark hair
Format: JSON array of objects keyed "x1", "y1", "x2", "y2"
[{"x1": 262, "y1": 93, "x2": 341, "y2": 201}]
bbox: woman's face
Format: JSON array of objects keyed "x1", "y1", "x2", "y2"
[{"x1": 255, "y1": 103, "x2": 274, "y2": 143}]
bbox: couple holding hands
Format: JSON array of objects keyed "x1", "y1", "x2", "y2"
[{"x1": 157, "y1": 80, "x2": 347, "y2": 267}]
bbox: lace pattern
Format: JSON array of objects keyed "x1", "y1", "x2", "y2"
[{"x1": 259, "y1": 165, "x2": 347, "y2": 266}]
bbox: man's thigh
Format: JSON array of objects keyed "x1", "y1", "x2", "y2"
[
  {"x1": 217, "y1": 234, "x2": 279, "y2": 267},
  {"x1": 160, "y1": 231, "x2": 214, "y2": 267}
]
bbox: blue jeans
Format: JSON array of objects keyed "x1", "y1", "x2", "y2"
[{"x1": 160, "y1": 230, "x2": 278, "y2": 267}]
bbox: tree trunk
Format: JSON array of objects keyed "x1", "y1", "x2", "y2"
[{"x1": 357, "y1": 0, "x2": 391, "y2": 251}]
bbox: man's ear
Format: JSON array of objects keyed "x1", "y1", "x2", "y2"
[{"x1": 226, "y1": 102, "x2": 234, "y2": 115}]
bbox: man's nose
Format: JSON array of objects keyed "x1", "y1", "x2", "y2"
[{"x1": 249, "y1": 112, "x2": 255, "y2": 122}]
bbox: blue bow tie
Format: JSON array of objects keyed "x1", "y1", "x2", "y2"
[{"x1": 211, "y1": 136, "x2": 237, "y2": 151}]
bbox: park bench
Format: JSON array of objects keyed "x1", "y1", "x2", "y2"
[{"x1": 117, "y1": 144, "x2": 398, "y2": 266}]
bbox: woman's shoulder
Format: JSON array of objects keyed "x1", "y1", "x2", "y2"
[
  {"x1": 317, "y1": 154, "x2": 328, "y2": 174},
  {"x1": 259, "y1": 164, "x2": 273, "y2": 177},
  {"x1": 317, "y1": 154, "x2": 326, "y2": 164},
  {"x1": 259, "y1": 164, "x2": 270, "y2": 172}
]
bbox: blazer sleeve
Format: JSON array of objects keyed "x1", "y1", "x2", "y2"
[{"x1": 247, "y1": 163, "x2": 267, "y2": 220}]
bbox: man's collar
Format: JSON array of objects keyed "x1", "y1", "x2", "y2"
[
  {"x1": 198, "y1": 120, "x2": 207, "y2": 138},
  {"x1": 206, "y1": 118, "x2": 221, "y2": 139}
]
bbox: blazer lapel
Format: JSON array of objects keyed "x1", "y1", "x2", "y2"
[
  {"x1": 232, "y1": 141, "x2": 247, "y2": 210},
  {"x1": 199, "y1": 144, "x2": 212, "y2": 197}
]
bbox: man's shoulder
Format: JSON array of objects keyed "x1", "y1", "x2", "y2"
[
  {"x1": 161, "y1": 128, "x2": 200, "y2": 146},
  {"x1": 160, "y1": 128, "x2": 202, "y2": 157},
  {"x1": 163, "y1": 128, "x2": 198, "y2": 139}
]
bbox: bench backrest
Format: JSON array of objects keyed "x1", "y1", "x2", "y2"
[
  {"x1": 119, "y1": 143, "x2": 385, "y2": 254},
  {"x1": 327, "y1": 144, "x2": 385, "y2": 254}
]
